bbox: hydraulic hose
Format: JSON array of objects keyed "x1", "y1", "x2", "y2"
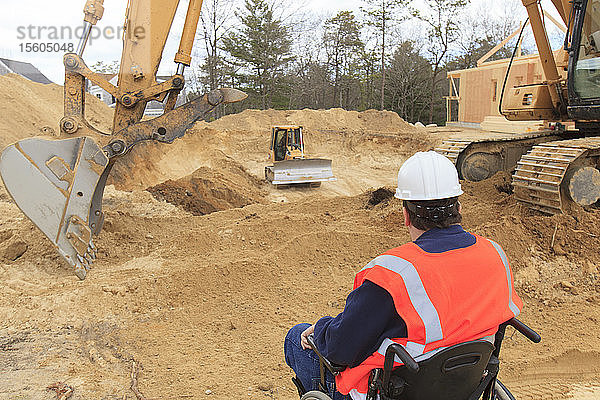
[{"x1": 499, "y1": 18, "x2": 531, "y2": 116}]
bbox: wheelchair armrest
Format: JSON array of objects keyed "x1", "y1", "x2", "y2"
[
  {"x1": 505, "y1": 318, "x2": 541, "y2": 343},
  {"x1": 307, "y1": 334, "x2": 347, "y2": 374},
  {"x1": 381, "y1": 343, "x2": 419, "y2": 397},
  {"x1": 383, "y1": 343, "x2": 419, "y2": 373}
]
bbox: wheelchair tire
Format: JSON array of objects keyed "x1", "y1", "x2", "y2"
[
  {"x1": 493, "y1": 380, "x2": 516, "y2": 400},
  {"x1": 301, "y1": 390, "x2": 333, "y2": 400}
]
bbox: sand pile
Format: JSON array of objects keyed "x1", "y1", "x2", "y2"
[
  {"x1": 147, "y1": 159, "x2": 268, "y2": 215},
  {"x1": 112, "y1": 108, "x2": 435, "y2": 192},
  {"x1": 0, "y1": 74, "x2": 432, "y2": 194},
  {"x1": 1, "y1": 76, "x2": 599, "y2": 399},
  {"x1": 201, "y1": 108, "x2": 418, "y2": 134},
  {"x1": 0, "y1": 74, "x2": 113, "y2": 146}
]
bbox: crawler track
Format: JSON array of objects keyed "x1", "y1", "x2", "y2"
[
  {"x1": 435, "y1": 131, "x2": 562, "y2": 182},
  {"x1": 436, "y1": 130, "x2": 600, "y2": 213},
  {"x1": 513, "y1": 137, "x2": 600, "y2": 214}
]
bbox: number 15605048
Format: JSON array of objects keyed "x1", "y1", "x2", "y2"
[{"x1": 19, "y1": 43, "x2": 75, "y2": 53}]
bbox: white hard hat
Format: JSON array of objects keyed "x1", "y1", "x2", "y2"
[{"x1": 395, "y1": 151, "x2": 463, "y2": 201}]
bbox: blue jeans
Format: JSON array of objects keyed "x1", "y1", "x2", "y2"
[{"x1": 284, "y1": 323, "x2": 350, "y2": 400}]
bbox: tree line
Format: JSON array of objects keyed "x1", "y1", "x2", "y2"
[{"x1": 97, "y1": 0, "x2": 526, "y2": 125}]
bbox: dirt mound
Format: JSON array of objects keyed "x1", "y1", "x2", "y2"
[
  {"x1": 0, "y1": 76, "x2": 432, "y2": 195},
  {"x1": 367, "y1": 187, "x2": 396, "y2": 207},
  {"x1": 147, "y1": 159, "x2": 267, "y2": 215},
  {"x1": 200, "y1": 108, "x2": 418, "y2": 134},
  {"x1": 2, "y1": 166, "x2": 600, "y2": 399},
  {"x1": 0, "y1": 74, "x2": 113, "y2": 147}
]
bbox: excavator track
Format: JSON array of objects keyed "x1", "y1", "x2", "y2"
[
  {"x1": 435, "y1": 139, "x2": 473, "y2": 166},
  {"x1": 512, "y1": 137, "x2": 600, "y2": 214},
  {"x1": 435, "y1": 131, "x2": 564, "y2": 182}
]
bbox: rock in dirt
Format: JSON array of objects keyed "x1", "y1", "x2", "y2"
[
  {"x1": 558, "y1": 280, "x2": 574, "y2": 291},
  {"x1": 552, "y1": 242, "x2": 567, "y2": 256},
  {"x1": 257, "y1": 382, "x2": 273, "y2": 391},
  {"x1": 3, "y1": 241, "x2": 27, "y2": 261},
  {"x1": 0, "y1": 230, "x2": 13, "y2": 244}
]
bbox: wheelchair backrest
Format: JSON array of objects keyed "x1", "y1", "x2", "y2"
[{"x1": 384, "y1": 340, "x2": 494, "y2": 400}]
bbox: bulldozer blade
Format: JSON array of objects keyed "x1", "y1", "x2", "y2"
[
  {"x1": 267, "y1": 158, "x2": 336, "y2": 185},
  {"x1": 0, "y1": 137, "x2": 109, "y2": 279}
]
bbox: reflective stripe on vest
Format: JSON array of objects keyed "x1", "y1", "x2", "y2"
[
  {"x1": 349, "y1": 389, "x2": 368, "y2": 400},
  {"x1": 488, "y1": 239, "x2": 521, "y2": 316},
  {"x1": 360, "y1": 255, "x2": 443, "y2": 352}
]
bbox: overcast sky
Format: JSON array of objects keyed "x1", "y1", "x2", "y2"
[{"x1": 0, "y1": 0, "x2": 560, "y2": 84}]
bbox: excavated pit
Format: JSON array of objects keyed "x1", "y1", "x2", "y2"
[{"x1": 147, "y1": 164, "x2": 267, "y2": 216}]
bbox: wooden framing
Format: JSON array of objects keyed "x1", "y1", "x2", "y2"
[{"x1": 447, "y1": 12, "x2": 568, "y2": 132}]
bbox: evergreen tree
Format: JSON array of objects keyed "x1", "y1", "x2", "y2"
[
  {"x1": 323, "y1": 11, "x2": 364, "y2": 108},
  {"x1": 223, "y1": 0, "x2": 292, "y2": 109}
]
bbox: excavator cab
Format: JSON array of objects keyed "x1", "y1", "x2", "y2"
[
  {"x1": 265, "y1": 126, "x2": 336, "y2": 186},
  {"x1": 569, "y1": 0, "x2": 600, "y2": 119},
  {"x1": 501, "y1": 0, "x2": 600, "y2": 121}
]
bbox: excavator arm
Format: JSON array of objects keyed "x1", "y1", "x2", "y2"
[{"x1": 0, "y1": 0, "x2": 247, "y2": 279}]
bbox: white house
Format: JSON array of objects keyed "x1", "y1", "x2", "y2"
[{"x1": 88, "y1": 73, "x2": 117, "y2": 105}]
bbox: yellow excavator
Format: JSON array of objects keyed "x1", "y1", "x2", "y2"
[
  {"x1": 436, "y1": 0, "x2": 600, "y2": 214},
  {"x1": 0, "y1": 0, "x2": 247, "y2": 279},
  {"x1": 265, "y1": 126, "x2": 336, "y2": 186}
]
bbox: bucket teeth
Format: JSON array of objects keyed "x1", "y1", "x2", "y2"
[
  {"x1": 77, "y1": 254, "x2": 92, "y2": 271},
  {"x1": 0, "y1": 137, "x2": 110, "y2": 280},
  {"x1": 74, "y1": 264, "x2": 87, "y2": 280}
]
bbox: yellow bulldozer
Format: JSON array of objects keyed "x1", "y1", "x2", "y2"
[{"x1": 265, "y1": 126, "x2": 336, "y2": 186}]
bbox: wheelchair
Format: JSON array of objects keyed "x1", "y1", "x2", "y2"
[{"x1": 299, "y1": 318, "x2": 540, "y2": 400}]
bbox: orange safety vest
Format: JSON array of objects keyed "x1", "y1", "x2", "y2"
[{"x1": 335, "y1": 234, "x2": 522, "y2": 398}]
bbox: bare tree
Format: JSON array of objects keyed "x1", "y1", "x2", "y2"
[
  {"x1": 387, "y1": 41, "x2": 431, "y2": 122},
  {"x1": 452, "y1": 1, "x2": 521, "y2": 70},
  {"x1": 412, "y1": 0, "x2": 468, "y2": 123},
  {"x1": 199, "y1": 0, "x2": 237, "y2": 92},
  {"x1": 361, "y1": 0, "x2": 407, "y2": 111}
]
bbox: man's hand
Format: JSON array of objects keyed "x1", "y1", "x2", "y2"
[{"x1": 300, "y1": 324, "x2": 315, "y2": 350}]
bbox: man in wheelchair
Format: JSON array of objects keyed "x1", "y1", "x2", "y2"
[{"x1": 284, "y1": 152, "x2": 539, "y2": 400}]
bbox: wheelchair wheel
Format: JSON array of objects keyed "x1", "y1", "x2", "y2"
[
  {"x1": 493, "y1": 380, "x2": 516, "y2": 400},
  {"x1": 301, "y1": 390, "x2": 333, "y2": 400}
]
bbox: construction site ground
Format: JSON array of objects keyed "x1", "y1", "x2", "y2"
[{"x1": 0, "y1": 74, "x2": 599, "y2": 399}]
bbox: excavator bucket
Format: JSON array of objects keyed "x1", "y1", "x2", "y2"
[
  {"x1": 0, "y1": 136, "x2": 109, "y2": 279},
  {"x1": 0, "y1": 88, "x2": 246, "y2": 280},
  {"x1": 266, "y1": 158, "x2": 336, "y2": 185}
]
